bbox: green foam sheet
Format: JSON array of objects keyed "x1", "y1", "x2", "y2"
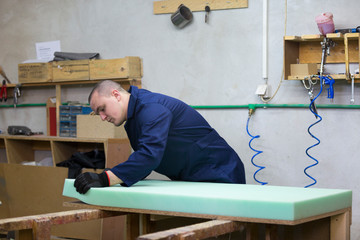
[{"x1": 63, "y1": 179, "x2": 352, "y2": 221}]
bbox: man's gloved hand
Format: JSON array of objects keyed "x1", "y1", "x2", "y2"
[{"x1": 74, "y1": 171, "x2": 110, "y2": 194}]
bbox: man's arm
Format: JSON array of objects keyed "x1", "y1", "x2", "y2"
[{"x1": 106, "y1": 170, "x2": 123, "y2": 185}]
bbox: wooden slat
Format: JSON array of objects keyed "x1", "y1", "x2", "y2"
[
  {"x1": 153, "y1": 0, "x2": 248, "y2": 14},
  {"x1": 0, "y1": 209, "x2": 125, "y2": 231},
  {"x1": 331, "y1": 210, "x2": 351, "y2": 240},
  {"x1": 137, "y1": 220, "x2": 244, "y2": 240},
  {"x1": 64, "y1": 201, "x2": 351, "y2": 227}
]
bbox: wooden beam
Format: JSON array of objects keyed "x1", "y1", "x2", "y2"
[
  {"x1": 137, "y1": 220, "x2": 244, "y2": 240},
  {"x1": 0, "y1": 209, "x2": 126, "y2": 239},
  {"x1": 153, "y1": 0, "x2": 248, "y2": 14},
  {"x1": 331, "y1": 210, "x2": 351, "y2": 240}
]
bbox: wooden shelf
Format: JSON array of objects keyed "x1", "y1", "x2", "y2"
[
  {"x1": 0, "y1": 135, "x2": 131, "y2": 167},
  {"x1": 284, "y1": 33, "x2": 360, "y2": 82},
  {"x1": 0, "y1": 135, "x2": 131, "y2": 239}
]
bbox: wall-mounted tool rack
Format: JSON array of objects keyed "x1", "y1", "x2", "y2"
[
  {"x1": 153, "y1": 0, "x2": 248, "y2": 14},
  {"x1": 284, "y1": 33, "x2": 360, "y2": 82}
]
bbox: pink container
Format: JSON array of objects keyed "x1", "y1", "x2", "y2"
[{"x1": 315, "y1": 12, "x2": 335, "y2": 35}]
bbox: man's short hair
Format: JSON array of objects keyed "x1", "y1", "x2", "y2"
[{"x1": 88, "y1": 80, "x2": 124, "y2": 103}]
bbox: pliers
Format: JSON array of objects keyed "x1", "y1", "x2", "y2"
[{"x1": 0, "y1": 80, "x2": 7, "y2": 102}]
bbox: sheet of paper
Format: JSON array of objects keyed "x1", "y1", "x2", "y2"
[{"x1": 36, "y1": 40, "x2": 61, "y2": 61}]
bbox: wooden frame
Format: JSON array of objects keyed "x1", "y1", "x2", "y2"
[
  {"x1": 64, "y1": 201, "x2": 351, "y2": 240},
  {"x1": 153, "y1": 0, "x2": 248, "y2": 14}
]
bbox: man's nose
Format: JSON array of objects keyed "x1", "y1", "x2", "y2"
[{"x1": 99, "y1": 112, "x2": 107, "y2": 121}]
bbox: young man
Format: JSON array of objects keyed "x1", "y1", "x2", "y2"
[{"x1": 74, "y1": 80, "x2": 245, "y2": 194}]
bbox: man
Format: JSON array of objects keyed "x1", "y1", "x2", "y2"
[{"x1": 74, "y1": 80, "x2": 245, "y2": 194}]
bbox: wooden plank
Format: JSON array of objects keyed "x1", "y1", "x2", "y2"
[
  {"x1": 331, "y1": 210, "x2": 351, "y2": 240},
  {"x1": 284, "y1": 36, "x2": 301, "y2": 41},
  {"x1": 64, "y1": 201, "x2": 351, "y2": 227},
  {"x1": 299, "y1": 40, "x2": 358, "y2": 64},
  {"x1": 56, "y1": 84, "x2": 61, "y2": 137},
  {"x1": 153, "y1": 0, "x2": 248, "y2": 14},
  {"x1": 345, "y1": 33, "x2": 350, "y2": 80},
  {"x1": 0, "y1": 209, "x2": 124, "y2": 231},
  {"x1": 137, "y1": 220, "x2": 244, "y2": 240},
  {"x1": 284, "y1": 39, "x2": 300, "y2": 79},
  {"x1": 327, "y1": 32, "x2": 343, "y2": 39},
  {"x1": 301, "y1": 34, "x2": 322, "y2": 40},
  {"x1": 106, "y1": 138, "x2": 131, "y2": 168},
  {"x1": 5, "y1": 139, "x2": 35, "y2": 164}
]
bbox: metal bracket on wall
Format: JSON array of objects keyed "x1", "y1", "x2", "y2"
[{"x1": 153, "y1": 0, "x2": 248, "y2": 14}]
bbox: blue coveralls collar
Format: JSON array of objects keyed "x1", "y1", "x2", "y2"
[{"x1": 127, "y1": 86, "x2": 139, "y2": 121}]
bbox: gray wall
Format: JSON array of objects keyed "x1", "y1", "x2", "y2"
[{"x1": 1, "y1": 0, "x2": 360, "y2": 238}]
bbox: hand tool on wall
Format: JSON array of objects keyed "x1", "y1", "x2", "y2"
[
  {"x1": 350, "y1": 74, "x2": 355, "y2": 104},
  {"x1": 205, "y1": 6, "x2": 210, "y2": 23},
  {"x1": 319, "y1": 38, "x2": 335, "y2": 77},
  {"x1": 14, "y1": 84, "x2": 21, "y2": 107},
  {"x1": 0, "y1": 80, "x2": 7, "y2": 102},
  {"x1": 0, "y1": 65, "x2": 11, "y2": 84}
]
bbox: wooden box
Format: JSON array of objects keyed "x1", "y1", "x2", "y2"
[
  {"x1": 76, "y1": 115, "x2": 127, "y2": 139},
  {"x1": 52, "y1": 59, "x2": 90, "y2": 82},
  {"x1": 89, "y1": 56, "x2": 143, "y2": 80},
  {"x1": 18, "y1": 62, "x2": 52, "y2": 83}
]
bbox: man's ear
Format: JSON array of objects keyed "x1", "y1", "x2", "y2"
[{"x1": 112, "y1": 89, "x2": 121, "y2": 101}]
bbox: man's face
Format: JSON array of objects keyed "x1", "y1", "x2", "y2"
[{"x1": 90, "y1": 90, "x2": 126, "y2": 126}]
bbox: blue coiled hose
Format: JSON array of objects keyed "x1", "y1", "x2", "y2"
[
  {"x1": 246, "y1": 117, "x2": 268, "y2": 185},
  {"x1": 304, "y1": 76, "x2": 325, "y2": 188}
]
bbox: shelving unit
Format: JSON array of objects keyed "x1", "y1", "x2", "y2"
[
  {"x1": 0, "y1": 57, "x2": 143, "y2": 239},
  {"x1": 0, "y1": 135, "x2": 131, "y2": 239},
  {"x1": 284, "y1": 33, "x2": 360, "y2": 82},
  {"x1": 0, "y1": 135, "x2": 131, "y2": 167}
]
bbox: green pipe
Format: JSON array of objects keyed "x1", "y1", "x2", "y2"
[
  {"x1": 191, "y1": 104, "x2": 360, "y2": 110},
  {"x1": 0, "y1": 102, "x2": 73, "y2": 108},
  {"x1": 0, "y1": 103, "x2": 46, "y2": 108}
]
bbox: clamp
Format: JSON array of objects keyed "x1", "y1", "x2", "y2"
[{"x1": 0, "y1": 80, "x2": 7, "y2": 102}]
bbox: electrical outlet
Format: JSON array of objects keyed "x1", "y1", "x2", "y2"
[{"x1": 255, "y1": 84, "x2": 267, "y2": 96}]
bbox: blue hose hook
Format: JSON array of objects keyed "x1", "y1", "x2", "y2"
[
  {"x1": 304, "y1": 77, "x2": 324, "y2": 188},
  {"x1": 246, "y1": 109, "x2": 268, "y2": 185}
]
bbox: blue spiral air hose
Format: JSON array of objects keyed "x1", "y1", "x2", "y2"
[
  {"x1": 304, "y1": 76, "x2": 325, "y2": 188},
  {"x1": 246, "y1": 117, "x2": 268, "y2": 185}
]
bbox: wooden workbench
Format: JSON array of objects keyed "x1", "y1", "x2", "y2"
[
  {"x1": 64, "y1": 201, "x2": 351, "y2": 240},
  {"x1": 0, "y1": 200, "x2": 351, "y2": 240}
]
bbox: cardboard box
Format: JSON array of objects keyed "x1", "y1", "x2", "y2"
[
  {"x1": 290, "y1": 63, "x2": 318, "y2": 76},
  {"x1": 89, "y1": 56, "x2": 143, "y2": 80},
  {"x1": 18, "y1": 62, "x2": 52, "y2": 83},
  {"x1": 0, "y1": 163, "x2": 102, "y2": 239},
  {"x1": 52, "y1": 59, "x2": 90, "y2": 82},
  {"x1": 76, "y1": 115, "x2": 127, "y2": 139}
]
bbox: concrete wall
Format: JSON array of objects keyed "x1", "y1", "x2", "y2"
[{"x1": 1, "y1": 0, "x2": 359, "y2": 238}]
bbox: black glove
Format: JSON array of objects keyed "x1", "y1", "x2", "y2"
[{"x1": 74, "y1": 171, "x2": 110, "y2": 194}]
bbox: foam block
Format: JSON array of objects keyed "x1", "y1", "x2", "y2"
[{"x1": 63, "y1": 179, "x2": 352, "y2": 221}]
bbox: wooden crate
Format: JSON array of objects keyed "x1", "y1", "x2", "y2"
[
  {"x1": 52, "y1": 59, "x2": 90, "y2": 82},
  {"x1": 89, "y1": 57, "x2": 143, "y2": 80},
  {"x1": 18, "y1": 62, "x2": 52, "y2": 83}
]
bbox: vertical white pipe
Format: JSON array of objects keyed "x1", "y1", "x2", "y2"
[{"x1": 262, "y1": 0, "x2": 268, "y2": 81}]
